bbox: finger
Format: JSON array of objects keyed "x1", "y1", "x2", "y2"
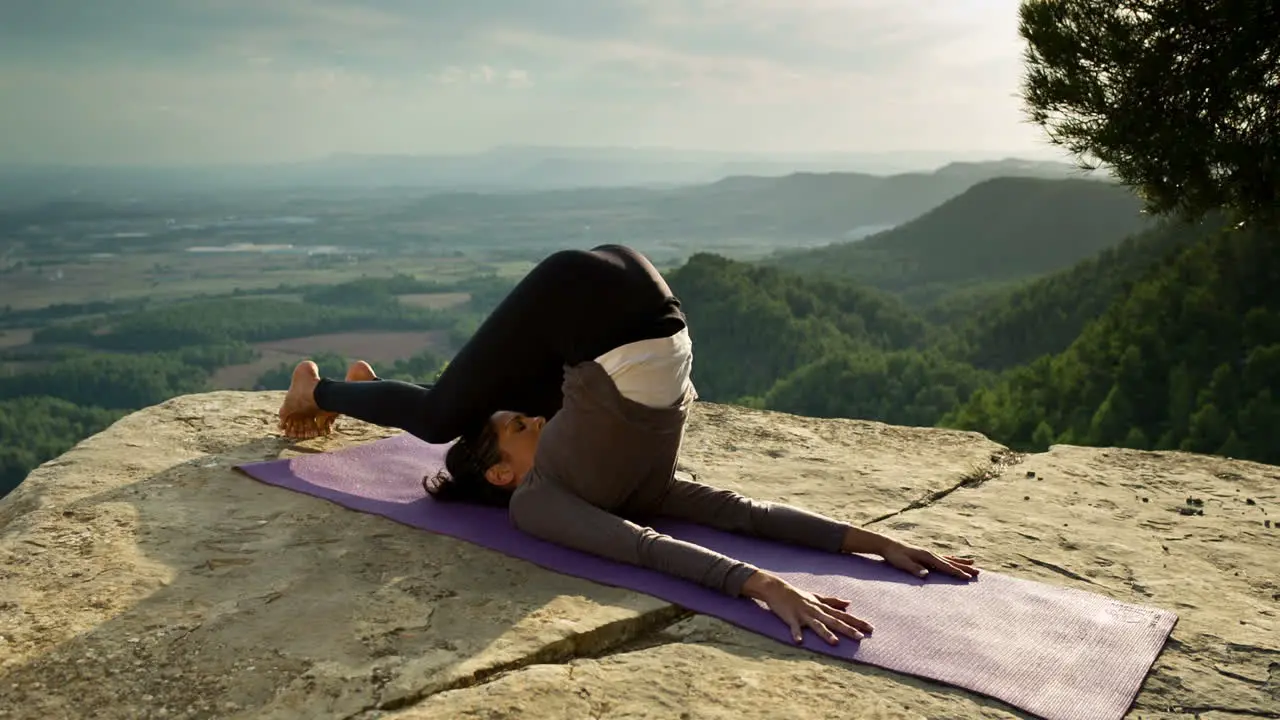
[
  {"x1": 828, "y1": 607, "x2": 874, "y2": 634},
  {"x1": 787, "y1": 617, "x2": 804, "y2": 644},
  {"x1": 896, "y1": 556, "x2": 930, "y2": 577},
  {"x1": 928, "y1": 554, "x2": 979, "y2": 579},
  {"x1": 817, "y1": 595, "x2": 850, "y2": 610},
  {"x1": 924, "y1": 554, "x2": 975, "y2": 579},
  {"x1": 805, "y1": 615, "x2": 840, "y2": 646},
  {"x1": 834, "y1": 604, "x2": 875, "y2": 632},
  {"x1": 813, "y1": 608, "x2": 865, "y2": 641},
  {"x1": 946, "y1": 556, "x2": 981, "y2": 576}
]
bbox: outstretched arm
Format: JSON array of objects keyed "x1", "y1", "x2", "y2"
[
  {"x1": 509, "y1": 474, "x2": 759, "y2": 596},
  {"x1": 655, "y1": 475, "x2": 869, "y2": 552},
  {"x1": 510, "y1": 474, "x2": 872, "y2": 646},
  {"x1": 658, "y1": 475, "x2": 979, "y2": 580}
]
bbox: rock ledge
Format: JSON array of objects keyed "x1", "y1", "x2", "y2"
[{"x1": 1, "y1": 392, "x2": 1277, "y2": 719}]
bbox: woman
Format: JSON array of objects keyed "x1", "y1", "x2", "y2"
[{"x1": 278, "y1": 244, "x2": 979, "y2": 646}]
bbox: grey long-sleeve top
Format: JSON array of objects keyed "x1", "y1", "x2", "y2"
[{"x1": 507, "y1": 361, "x2": 850, "y2": 597}]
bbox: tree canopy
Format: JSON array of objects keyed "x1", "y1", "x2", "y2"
[
  {"x1": 945, "y1": 223, "x2": 1280, "y2": 463},
  {"x1": 1019, "y1": 0, "x2": 1280, "y2": 225},
  {"x1": 949, "y1": 214, "x2": 1226, "y2": 370}
]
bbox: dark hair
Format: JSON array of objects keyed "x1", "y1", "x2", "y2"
[{"x1": 423, "y1": 419, "x2": 514, "y2": 508}]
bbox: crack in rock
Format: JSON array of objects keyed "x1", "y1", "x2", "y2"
[
  {"x1": 1214, "y1": 665, "x2": 1273, "y2": 688},
  {"x1": 1227, "y1": 642, "x2": 1280, "y2": 657},
  {"x1": 1167, "y1": 706, "x2": 1280, "y2": 718},
  {"x1": 864, "y1": 450, "x2": 1025, "y2": 526},
  {"x1": 341, "y1": 605, "x2": 693, "y2": 719},
  {"x1": 1014, "y1": 553, "x2": 1110, "y2": 589}
]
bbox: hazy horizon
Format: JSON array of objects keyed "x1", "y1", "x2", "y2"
[
  {"x1": 0, "y1": 146, "x2": 1068, "y2": 172},
  {"x1": 1, "y1": 0, "x2": 1060, "y2": 167}
]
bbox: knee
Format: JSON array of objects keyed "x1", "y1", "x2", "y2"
[{"x1": 534, "y1": 249, "x2": 601, "y2": 277}]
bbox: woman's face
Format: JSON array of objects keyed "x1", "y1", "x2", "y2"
[{"x1": 489, "y1": 410, "x2": 545, "y2": 485}]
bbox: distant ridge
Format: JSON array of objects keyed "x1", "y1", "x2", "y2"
[
  {"x1": 770, "y1": 176, "x2": 1150, "y2": 305},
  {"x1": 2, "y1": 160, "x2": 1099, "y2": 248},
  {"x1": 0, "y1": 148, "x2": 1080, "y2": 196}
]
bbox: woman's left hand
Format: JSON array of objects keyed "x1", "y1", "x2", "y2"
[{"x1": 879, "y1": 541, "x2": 980, "y2": 580}]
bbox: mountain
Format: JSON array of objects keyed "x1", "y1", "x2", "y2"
[
  {"x1": 287, "y1": 150, "x2": 1086, "y2": 192},
  {"x1": 660, "y1": 164, "x2": 1091, "y2": 238},
  {"x1": 378, "y1": 163, "x2": 1107, "y2": 251},
  {"x1": 1, "y1": 159, "x2": 1103, "y2": 268},
  {"x1": 0, "y1": 149, "x2": 1082, "y2": 198},
  {"x1": 945, "y1": 221, "x2": 1280, "y2": 464},
  {"x1": 932, "y1": 158, "x2": 1108, "y2": 180},
  {"x1": 665, "y1": 253, "x2": 928, "y2": 402},
  {"x1": 769, "y1": 177, "x2": 1151, "y2": 305},
  {"x1": 661, "y1": 253, "x2": 992, "y2": 430},
  {"x1": 951, "y1": 214, "x2": 1227, "y2": 371}
]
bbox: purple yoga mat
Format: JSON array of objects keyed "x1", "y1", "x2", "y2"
[{"x1": 236, "y1": 433, "x2": 1177, "y2": 720}]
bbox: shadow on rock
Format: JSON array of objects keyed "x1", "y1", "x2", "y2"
[{"x1": 0, "y1": 433, "x2": 671, "y2": 719}]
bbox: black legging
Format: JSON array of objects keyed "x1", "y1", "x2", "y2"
[{"x1": 312, "y1": 244, "x2": 687, "y2": 443}]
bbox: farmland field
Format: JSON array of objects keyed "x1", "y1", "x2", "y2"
[
  {"x1": 0, "y1": 328, "x2": 33, "y2": 348},
  {"x1": 209, "y1": 330, "x2": 452, "y2": 389},
  {"x1": 399, "y1": 292, "x2": 471, "y2": 309},
  {"x1": 0, "y1": 250, "x2": 492, "y2": 310}
]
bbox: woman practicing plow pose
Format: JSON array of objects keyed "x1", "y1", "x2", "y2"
[{"x1": 278, "y1": 244, "x2": 979, "y2": 645}]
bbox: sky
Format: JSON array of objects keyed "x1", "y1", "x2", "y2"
[{"x1": 0, "y1": 0, "x2": 1058, "y2": 166}]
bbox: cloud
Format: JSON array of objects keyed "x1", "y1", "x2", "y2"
[
  {"x1": 0, "y1": 0, "x2": 1050, "y2": 164},
  {"x1": 431, "y1": 65, "x2": 533, "y2": 88}
]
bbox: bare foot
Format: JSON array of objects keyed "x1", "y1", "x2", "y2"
[
  {"x1": 345, "y1": 360, "x2": 378, "y2": 382},
  {"x1": 278, "y1": 361, "x2": 325, "y2": 439},
  {"x1": 312, "y1": 360, "x2": 379, "y2": 435},
  {"x1": 278, "y1": 360, "x2": 380, "y2": 438}
]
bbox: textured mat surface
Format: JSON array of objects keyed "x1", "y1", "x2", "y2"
[{"x1": 236, "y1": 433, "x2": 1177, "y2": 720}]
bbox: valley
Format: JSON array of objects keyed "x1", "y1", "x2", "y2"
[{"x1": 1, "y1": 161, "x2": 1274, "y2": 499}]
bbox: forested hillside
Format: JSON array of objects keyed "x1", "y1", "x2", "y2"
[
  {"x1": 945, "y1": 224, "x2": 1280, "y2": 462},
  {"x1": 665, "y1": 254, "x2": 929, "y2": 402},
  {"x1": 666, "y1": 254, "x2": 995, "y2": 428},
  {"x1": 674, "y1": 214, "x2": 1280, "y2": 464},
  {"x1": 933, "y1": 0, "x2": 1280, "y2": 465},
  {"x1": 0, "y1": 398, "x2": 125, "y2": 495},
  {"x1": 6, "y1": 212, "x2": 1275, "y2": 497},
  {"x1": 948, "y1": 215, "x2": 1227, "y2": 371},
  {"x1": 773, "y1": 177, "x2": 1149, "y2": 305}
]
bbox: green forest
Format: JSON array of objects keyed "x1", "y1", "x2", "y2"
[
  {"x1": 0, "y1": 275, "x2": 502, "y2": 496},
  {"x1": 669, "y1": 216, "x2": 1278, "y2": 465},
  {"x1": 3, "y1": 201, "x2": 1274, "y2": 499}
]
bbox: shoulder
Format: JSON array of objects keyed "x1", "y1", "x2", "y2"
[{"x1": 508, "y1": 466, "x2": 560, "y2": 518}]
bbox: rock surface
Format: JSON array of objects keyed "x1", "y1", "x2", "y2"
[{"x1": 0, "y1": 392, "x2": 1276, "y2": 719}]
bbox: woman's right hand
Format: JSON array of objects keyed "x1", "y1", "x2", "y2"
[{"x1": 741, "y1": 571, "x2": 873, "y2": 645}]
